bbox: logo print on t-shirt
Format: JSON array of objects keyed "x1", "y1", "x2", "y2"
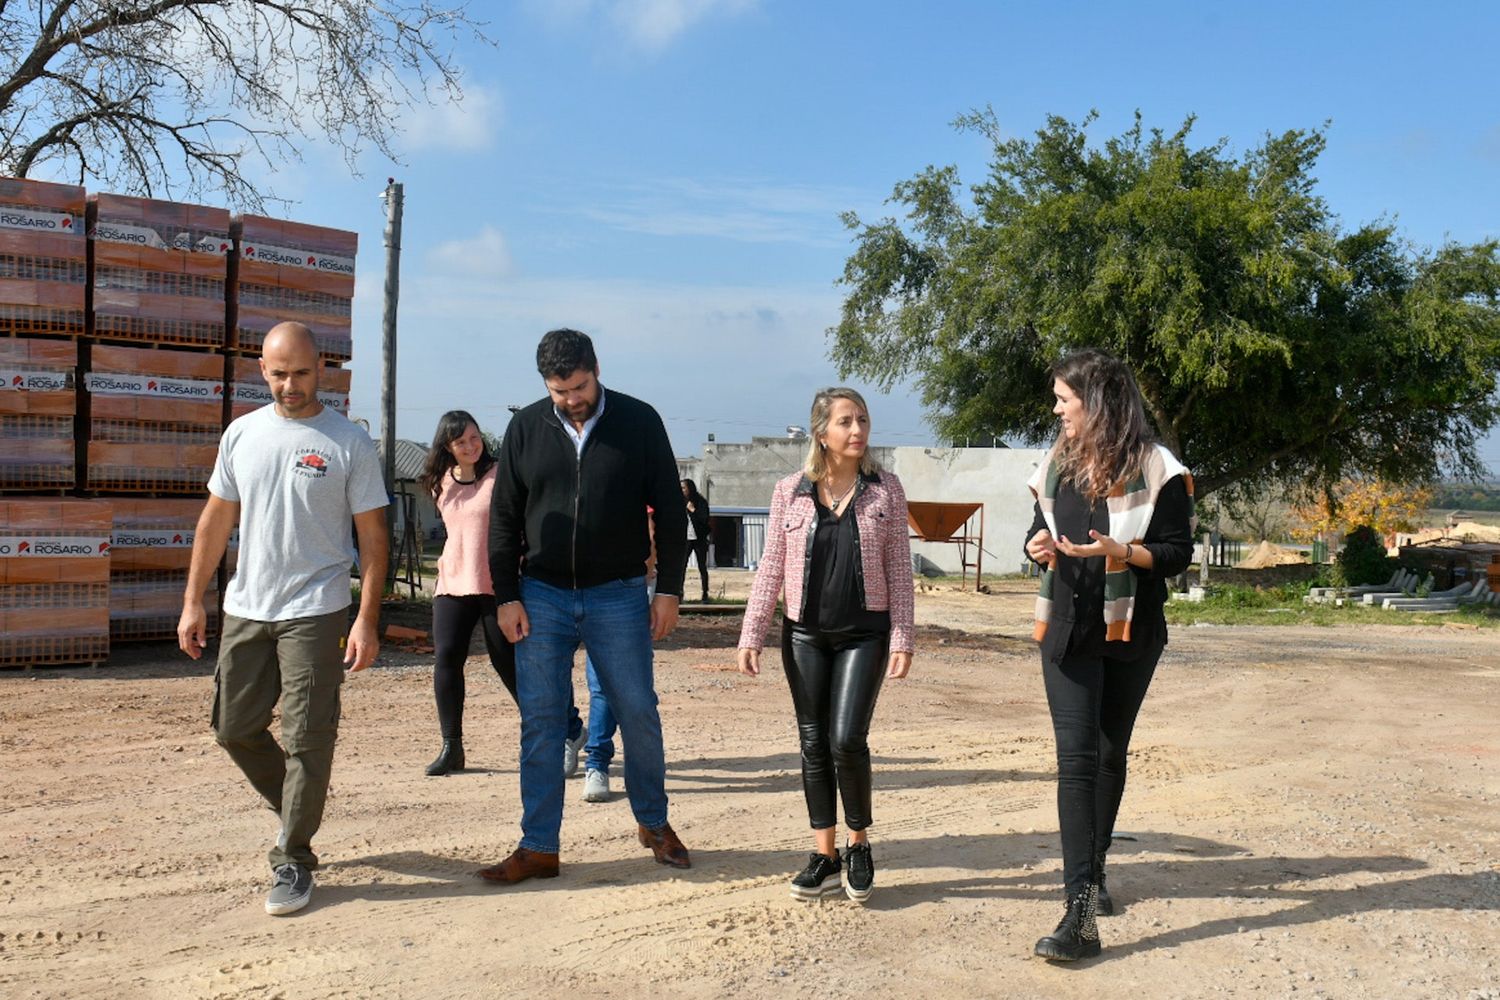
[{"x1": 294, "y1": 450, "x2": 331, "y2": 478}]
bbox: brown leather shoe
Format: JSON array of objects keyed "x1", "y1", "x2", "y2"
[
  {"x1": 638, "y1": 822, "x2": 691, "y2": 869},
  {"x1": 477, "y1": 847, "x2": 560, "y2": 884}
]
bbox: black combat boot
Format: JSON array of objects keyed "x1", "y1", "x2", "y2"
[{"x1": 1034, "y1": 885, "x2": 1101, "y2": 961}]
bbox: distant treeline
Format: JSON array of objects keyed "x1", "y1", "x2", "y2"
[{"x1": 1432, "y1": 482, "x2": 1500, "y2": 511}]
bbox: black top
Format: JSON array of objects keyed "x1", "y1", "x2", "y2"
[
  {"x1": 686, "y1": 495, "x2": 711, "y2": 543},
  {"x1": 1024, "y1": 475, "x2": 1195, "y2": 665},
  {"x1": 801, "y1": 495, "x2": 891, "y2": 634},
  {"x1": 488, "y1": 387, "x2": 688, "y2": 602}
]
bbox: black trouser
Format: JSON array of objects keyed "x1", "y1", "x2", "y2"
[
  {"x1": 1042, "y1": 644, "x2": 1162, "y2": 897},
  {"x1": 781, "y1": 620, "x2": 889, "y2": 831},
  {"x1": 432, "y1": 594, "x2": 517, "y2": 740},
  {"x1": 685, "y1": 538, "x2": 709, "y2": 600}
]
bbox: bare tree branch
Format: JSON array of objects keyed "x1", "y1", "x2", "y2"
[{"x1": 0, "y1": 1, "x2": 493, "y2": 208}]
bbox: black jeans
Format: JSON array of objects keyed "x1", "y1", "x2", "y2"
[
  {"x1": 432, "y1": 594, "x2": 518, "y2": 740},
  {"x1": 685, "y1": 539, "x2": 710, "y2": 600},
  {"x1": 781, "y1": 620, "x2": 889, "y2": 831},
  {"x1": 1042, "y1": 644, "x2": 1162, "y2": 896}
]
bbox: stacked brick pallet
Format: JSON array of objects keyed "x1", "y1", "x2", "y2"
[
  {"x1": 0, "y1": 499, "x2": 111, "y2": 666},
  {"x1": 108, "y1": 499, "x2": 218, "y2": 642},
  {"x1": 0, "y1": 177, "x2": 358, "y2": 666},
  {"x1": 0, "y1": 178, "x2": 86, "y2": 490},
  {"x1": 233, "y1": 216, "x2": 356, "y2": 362}
]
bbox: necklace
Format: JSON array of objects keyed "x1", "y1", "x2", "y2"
[
  {"x1": 451, "y1": 466, "x2": 476, "y2": 486},
  {"x1": 823, "y1": 476, "x2": 857, "y2": 513}
]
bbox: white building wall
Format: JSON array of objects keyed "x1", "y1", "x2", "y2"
[{"x1": 888, "y1": 446, "x2": 1049, "y2": 576}]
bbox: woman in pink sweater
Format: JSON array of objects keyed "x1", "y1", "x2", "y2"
[
  {"x1": 737, "y1": 387, "x2": 915, "y2": 904},
  {"x1": 419, "y1": 410, "x2": 517, "y2": 776}
]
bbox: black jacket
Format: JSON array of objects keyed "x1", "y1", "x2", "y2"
[
  {"x1": 1024, "y1": 475, "x2": 1194, "y2": 665},
  {"x1": 489, "y1": 387, "x2": 688, "y2": 603},
  {"x1": 686, "y1": 494, "x2": 711, "y2": 545}
]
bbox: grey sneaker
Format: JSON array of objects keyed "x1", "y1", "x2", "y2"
[
  {"x1": 582, "y1": 768, "x2": 610, "y2": 802},
  {"x1": 564, "y1": 731, "x2": 585, "y2": 778},
  {"x1": 265, "y1": 863, "x2": 313, "y2": 916}
]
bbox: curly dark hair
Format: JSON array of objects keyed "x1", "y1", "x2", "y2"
[{"x1": 536, "y1": 328, "x2": 598, "y2": 380}]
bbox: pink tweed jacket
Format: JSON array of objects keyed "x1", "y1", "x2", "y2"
[{"x1": 738, "y1": 469, "x2": 915, "y2": 654}]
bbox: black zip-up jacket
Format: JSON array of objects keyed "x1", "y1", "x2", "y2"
[{"x1": 488, "y1": 387, "x2": 688, "y2": 604}]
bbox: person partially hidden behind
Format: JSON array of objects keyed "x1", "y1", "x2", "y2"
[{"x1": 178, "y1": 321, "x2": 388, "y2": 917}]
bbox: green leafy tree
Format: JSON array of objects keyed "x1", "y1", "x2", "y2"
[{"x1": 832, "y1": 110, "x2": 1500, "y2": 500}]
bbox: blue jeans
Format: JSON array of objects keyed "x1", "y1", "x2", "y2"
[
  {"x1": 583, "y1": 654, "x2": 618, "y2": 773},
  {"x1": 514, "y1": 576, "x2": 668, "y2": 853}
]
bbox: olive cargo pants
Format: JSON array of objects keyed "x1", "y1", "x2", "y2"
[{"x1": 213, "y1": 610, "x2": 347, "y2": 870}]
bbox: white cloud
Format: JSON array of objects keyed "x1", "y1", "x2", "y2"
[
  {"x1": 527, "y1": 0, "x2": 758, "y2": 53},
  {"x1": 399, "y1": 81, "x2": 502, "y2": 153},
  {"x1": 426, "y1": 225, "x2": 514, "y2": 278},
  {"x1": 552, "y1": 176, "x2": 872, "y2": 247},
  {"x1": 346, "y1": 271, "x2": 931, "y2": 450},
  {"x1": 611, "y1": 0, "x2": 759, "y2": 51}
]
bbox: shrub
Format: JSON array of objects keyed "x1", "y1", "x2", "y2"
[{"x1": 1333, "y1": 525, "x2": 1397, "y2": 587}]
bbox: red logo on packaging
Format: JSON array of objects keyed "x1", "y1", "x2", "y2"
[
  {"x1": 172, "y1": 534, "x2": 184, "y2": 544},
  {"x1": 147, "y1": 380, "x2": 158, "y2": 391},
  {"x1": 99, "y1": 541, "x2": 110, "y2": 554},
  {"x1": 17, "y1": 541, "x2": 29, "y2": 553},
  {"x1": 62, "y1": 217, "x2": 72, "y2": 228},
  {"x1": 244, "y1": 245, "x2": 256, "y2": 257},
  {"x1": 10, "y1": 375, "x2": 21, "y2": 386},
  {"x1": 307, "y1": 255, "x2": 317, "y2": 266},
  {"x1": 213, "y1": 385, "x2": 222, "y2": 395}
]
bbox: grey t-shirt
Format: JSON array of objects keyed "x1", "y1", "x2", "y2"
[{"x1": 209, "y1": 404, "x2": 388, "y2": 622}]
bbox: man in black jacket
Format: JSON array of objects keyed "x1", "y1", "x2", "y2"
[{"x1": 481, "y1": 328, "x2": 691, "y2": 884}]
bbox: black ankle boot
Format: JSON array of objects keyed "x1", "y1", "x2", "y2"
[
  {"x1": 1095, "y1": 853, "x2": 1114, "y2": 916},
  {"x1": 425, "y1": 739, "x2": 465, "y2": 776},
  {"x1": 1034, "y1": 885, "x2": 1101, "y2": 961}
]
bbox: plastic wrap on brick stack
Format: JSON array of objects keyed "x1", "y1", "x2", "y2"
[
  {"x1": 89, "y1": 194, "x2": 230, "y2": 348},
  {"x1": 108, "y1": 498, "x2": 218, "y2": 642},
  {"x1": 0, "y1": 338, "x2": 76, "y2": 490},
  {"x1": 0, "y1": 177, "x2": 86, "y2": 338},
  {"x1": 84, "y1": 345, "x2": 222, "y2": 492},
  {"x1": 228, "y1": 354, "x2": 351, "y2": 421},
  {"x1": 0, "y1": 498, "x2": 111, "y2": 666},
  {"x1": 233, "y1": 216, "x2": 356, "y2": 363}
]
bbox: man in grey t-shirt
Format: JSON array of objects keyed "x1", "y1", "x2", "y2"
[{"x1": 178, "y1": 321, "x2": 388, "y2": 917}]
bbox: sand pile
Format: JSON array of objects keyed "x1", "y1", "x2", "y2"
[
  {"x1": 1235, "y1": 539, "x2": 1308, "y2": 569},
  {"x1": 1446, "y1": 521, "x2": 1500, "y2": 543}
]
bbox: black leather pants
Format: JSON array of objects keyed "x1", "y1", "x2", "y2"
[{"x1": 781, "y1": 620, "x2": 889, "y2": 831}]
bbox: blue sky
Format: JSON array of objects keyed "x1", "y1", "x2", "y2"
[{"x1": 232, "y1": 0, "x2": 1500, "y2": 471}]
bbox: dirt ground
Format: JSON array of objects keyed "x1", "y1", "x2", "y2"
[{"x1": 2, "y1": 572, "x2": 1497, "y2": 1000}]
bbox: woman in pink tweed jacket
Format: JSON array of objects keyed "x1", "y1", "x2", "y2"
[{"x1": 737, "y1": 387, "x2": 915, "y2": 904}]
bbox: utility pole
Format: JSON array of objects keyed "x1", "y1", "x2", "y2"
[{"x1": 380, "y1": 179, "x2": 403, "y2": 579}]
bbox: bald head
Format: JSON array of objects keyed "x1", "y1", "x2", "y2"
[
  {"x1": 259, "y1": 322, "x2": 323, "y2": 419},
  {"x1": 262, "y1": 321, "x2": 319, "y2": 362}
]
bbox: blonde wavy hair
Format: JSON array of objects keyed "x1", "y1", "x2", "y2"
[{"x1": 803, "y1": 387, "x2": 882, "y2": 481}]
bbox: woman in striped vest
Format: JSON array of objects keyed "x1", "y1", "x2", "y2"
[{"x1": 1023, "y1": 349, "x2": 1196, "y2": 961}]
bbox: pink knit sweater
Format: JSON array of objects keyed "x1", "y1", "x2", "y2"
[{"x1": 434, "y1": 465, "x2": 496, "y2": 597}]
